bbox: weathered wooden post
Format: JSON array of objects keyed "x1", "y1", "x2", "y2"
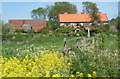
[
  {"x1": 76, "y1": 39, "x2": 78, "y2": 48},
  {"x1": 82, "y1": 37, "x2": 86, "y2": 48},
  {"x1": 92, "y1": 38, "x2": 95, "y2": 47},
  {"x1": 96, "y1": 38, "x2": 98, "y2": 47},
  {"x1": 64, "y1": 38, "x2": 67, "y2": 51},
  {"x1": 88, "y1": 28, "x2": 90, "y2": 38}
]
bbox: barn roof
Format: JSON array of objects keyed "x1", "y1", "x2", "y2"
[
  {"x1": 9, "y1": 19, "x2": 46, "y2": 32},
  {"x1": 59, "y1": 14, "x2": 108, "y2": 23}
]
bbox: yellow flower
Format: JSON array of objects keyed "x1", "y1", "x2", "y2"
[
  {"x1": 52, "y1": 74, "x2": 60, "y2": 77},
  {"x1": 71, "y1": 75, "x2": 75, "y2": 77},
  {"x1": 87, "y1": 74, "x2": 92, "y2": 77},
  {"x1": 93, "y1": 71, "x2": 97, "y2": 77},
  {"x1": 76, "y1": 72, "x2": 80, "y2": 74},
  {"x1": 80, "y1": 73, "x2": 83, "y2": 77},
  {"x1": 93, "y1": 71, "x2": 96, "y2": 75}
]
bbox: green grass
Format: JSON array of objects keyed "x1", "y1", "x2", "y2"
[
  {"x1": 2, "y1": 32, "x2": 118, "y2": 58},
  {"x1": 2, "y1": 34, "x2": 77, "y2": 57},
  {"x1": 1, "y1": 32, "x2": 119, "y2": 77}
]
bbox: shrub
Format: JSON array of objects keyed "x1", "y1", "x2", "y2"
[
  {"x1": 94, "y1": 24, "x2": 110, "y2": 33},
  {"x1": 38, "y1": 28, "x2": 48, "y2": 34},
  {"x1": 27, "y1": 29, "x2": 34, "y2": 33},
  {"x1": 67, "y1": 46, "x2": 118, "y2": 77},
  {"x1": 15, "y1": 29, "x2": 24, "y2": 33},
  {"x1": 1, "y1": 50, "x2": 71, "y2": 77},
  {"x1": 54, "y1": 26, "x2": 73, "y2": 34}
]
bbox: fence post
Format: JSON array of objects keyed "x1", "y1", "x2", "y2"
[
  {"x1": 64, "y1": 38, "x2": 67, "y2": 51},
  {"x1": 92, "y1": 38, "x2": 95, "y2": 47},
  {"x1": 76, "y1": 39, "x2": 78, "y2": 48},
  {"x1": 96, "y1": 38, "x2": 98, "y2": 47},
  {"x1": 81, "y1": 37, "x2": 86, "y2": 48},
  {"x1": 88, "y1": 28, "x2": 90, "y2": 38}
]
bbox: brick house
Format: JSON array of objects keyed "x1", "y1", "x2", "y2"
[
  {"x1": 59, "y1": 13, "x2": 108, "y2": 27},
  {"x1": 9, "y1": 19, "x2": 46, "y2": 32}
]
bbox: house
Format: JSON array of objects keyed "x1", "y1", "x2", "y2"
[
  {"x1": 73, "y1": 27, "x2": 82, "y2": 33},
  {"x1": 9, "y1": 19, "x2": 46, "y2": 32},
  {"x1": 59, "y1": 13, "x2": 108, "y2": 27}
]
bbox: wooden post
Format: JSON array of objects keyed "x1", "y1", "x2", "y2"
[
  {"x1": 92, "y1": 38, "x2": 95, "y2": 47},
  {"x1": 88, "y1": 28, "x2": 90, "y2": 38},
  {"x1": 64, "y1": 38, "x2": 67, "y2": 51},
  {"x1": 82, "y1": 37, "x2": 86, "y2": 48},
  {"x1": 96, "y1": 39, "x2": 98, "y2": 47},
  {"x1": 76, "y1": 39, "x2": 78, "y2": 48}
]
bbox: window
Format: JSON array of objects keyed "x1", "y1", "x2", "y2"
[
  {"x1": 66, "y1": 23, "x2": 70, "y2": 26},
  {"x1": 84, "y1": 23, "x2": 89, "y2": 26}
]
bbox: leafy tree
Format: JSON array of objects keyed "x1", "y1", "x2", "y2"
[
  {"x1": 31, "y1": 2, "x2": 77, "y2": 30},
  {"x1": 109, "y1": 17, "x2": 119, "y2": 32},
  {"x1": 48, "y1": 2, "x2": 77, "y2": 29},
  {"x1": 31, "y1": 7, "x2": 47, "y2": 19},
  {"x1": 2, "y1": 23, "x2": 14, "y2": 34},
  {"x1": 82, "y1": 1, "x2": 101, "y2": 25}
]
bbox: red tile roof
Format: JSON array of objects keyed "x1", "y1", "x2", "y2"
[
  {"x1": 59, "y1": 14, "x2": 108, "y2": 22},
  {"x1": 9, "y1": 19, "x2": 46, "y2": 32}
]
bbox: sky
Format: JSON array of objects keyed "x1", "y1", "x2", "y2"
[{"x1": 1, "y1": 1, "x2": 119, "y2": 23}]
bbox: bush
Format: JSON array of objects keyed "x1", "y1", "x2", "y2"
[
  {"x1": 15, "y1": 29, "x2": 24, "y2": 33},
  {"x1": 1, "y1": 50, "x2": 71, "y2": 77},
  {"x1": 27, "y1": 29, "x2": 34, "y2": 33},
  {"x1": 95, "y1": 24, "x2": 110, "y2": 33},
  {"x1": 69, "y1": 32, "x2": 88, "y2": 37},
  {"x1": 2, "y1": 23, "x2": 14, "y2": 34},
  {"x1": 38, "y1": 28, "x2": 48, "y2": 34},
  {"x1": 54, "y1": 26, "x2": 73, "y2": 34},
  {"x1": 68, "y1": 47, "x2": 118, "y2": 77}
]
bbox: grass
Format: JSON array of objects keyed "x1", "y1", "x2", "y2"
[
  {"x1": 1, "y1": 32, "x2": 119, "y2": 77},
  {"x1": 2, "y1": 34, "x2": 77, "y2": 57},
  {"x1": 2, "y1": 32, "x2": 118, "y2": 58}
]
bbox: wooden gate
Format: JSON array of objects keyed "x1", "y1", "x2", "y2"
[{"x1": 63, "y1": 37, "x2": 100, "y2": 52}]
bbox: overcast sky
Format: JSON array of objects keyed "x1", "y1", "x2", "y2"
[{"x1": 0, "y1": 1, "x2": 119, "y2": 23}]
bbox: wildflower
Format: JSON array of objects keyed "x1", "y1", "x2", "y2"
[
  {"x1": 93, "y1": 71, "x2": 97, "y2": 77},
  {"x1": 52, "y1": 74, "x2": 60, "y2": 77},
  {"x1": 93, "y1": 71, "x2": 96, "y2": 75},
  {"x1": 76, "y1": 72, "x2": 80, "y2": 74},
  {"x1": 71, "y1": 75, "x2": 75, "y2": 77},
  {"x1": 87, "y1": 74, "x2": 92, "y2": 77},
  {"x1": 80, "y1": 73, "x2": 83, "y2": 77}
]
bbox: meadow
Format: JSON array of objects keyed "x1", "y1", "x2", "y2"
[{"x1": 1, "y1": 32, "x2": 119, "y2": 77}]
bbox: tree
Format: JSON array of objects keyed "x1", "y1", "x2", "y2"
[
  {"x1": 31, "y1": 2, "x2": 77, "y2": 30},
  {"x1": 2, "y1": 23, "x2": 14, "y2": 34},
  {"x1": 31, "y1": 7, "x2": 47, "y2": 19},
  {"x1": 48, "y1": 2, "x2": 77, "y2": 30},
  {"x1": 82, "y1": 1, "x2": 101, "y2": 25}
]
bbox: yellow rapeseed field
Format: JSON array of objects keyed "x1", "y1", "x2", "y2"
[{"x1": 0, "y1": 50, "x2": 96, "y2": 77}]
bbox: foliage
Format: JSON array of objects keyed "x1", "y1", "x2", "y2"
[
  {"x1": 54, "y1": 26, "x2": 73, "y2": 34},
  {"x1": 1, "y1": 50, "x2": 71, "y2": 77},
  {"x1": 94, "y1": 24, "x2": 110, "y2": 33},
  {"x1": 2, "y1": 23, "x2": 14, "y2": 34},
  {"x1": 38, "y1": 28, "x2": 49, "y2": 34},
  {"x1": 48, "y1": 2, "x2": 77, "y2": 29},
  {"x1": 15, "y1": 29, "x2": 25, "y2": 33},
  {"x1": 67, "y1": 46, "x2": 118, "y2": 77},
  {"x1": 75, "y1": 32, "x2": 88, "y2": 37},
  {"x1": 109, "y1": 17, "x2": 119, "y2": 32},
  {"x1": 82, "y1": 1, "x2": 101, "y2": 25},
  {"x1": 31, "y1": 2, "x2": 77, "y2": 30},
  {"x1": 27, "y1": 29, "x2": 34, "y2": 33},
  {"x1": 31, "y1": 7, "x2": 47, "y2": 19},
  {"x1": 2, "y1": 32, "x2": 118, "y2": 77}
]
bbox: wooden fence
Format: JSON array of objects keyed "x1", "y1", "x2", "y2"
[{"x1": 63, "y1": 37, "x2": 99, "y2": 52}]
